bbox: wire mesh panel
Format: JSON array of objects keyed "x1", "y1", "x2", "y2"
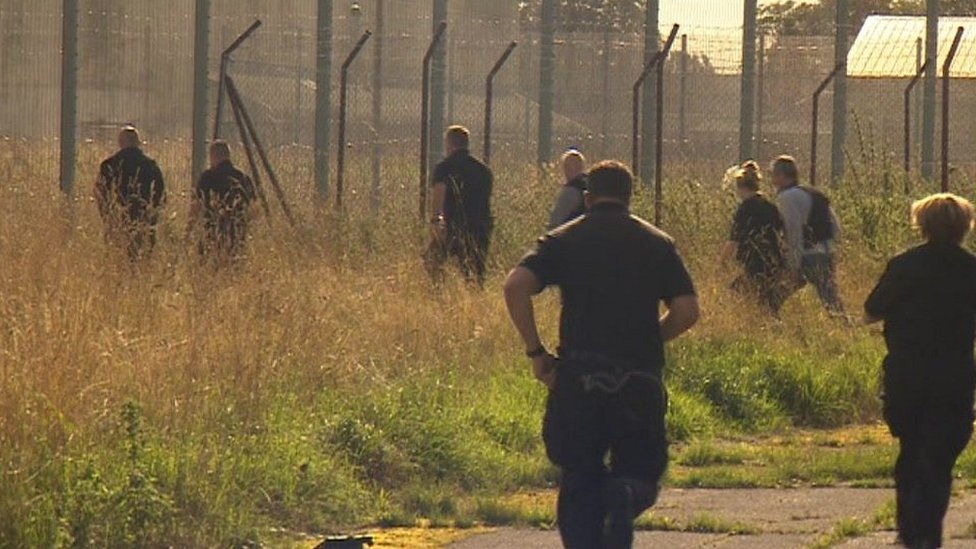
[
  {"x1": 1, "y1": 0, "x2": 61, "y2": 139},
  {"x1": 79, "y1": 0, "x2": 195, "y2": 149},
  {"x1": 8, "y1": 2, "x2": 976, "y2": 197}
]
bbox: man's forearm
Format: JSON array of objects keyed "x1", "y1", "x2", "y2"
[
  {"x1": 504, "y1": 268, "x2": 545, "y2": 351},
  {"x1": 505, "y1": 290, "x2": 542, "y2": 350},
  {"x1": 660, "y1": 311, "x2": 686, "y2": 342},
  {"x1": 660, "y1": 295, "x2": 700, "y2": 342},
  {"x1": 431, "y1": 183, "x2": 447, "y2": 218}
]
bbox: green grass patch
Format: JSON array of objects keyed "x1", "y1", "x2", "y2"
[
  {"x1": 635, "y1": 513, "x2": 760, "y2": 535},
  {"x1": 808, "y1": 517, "x2": 873, "y2": 549}
]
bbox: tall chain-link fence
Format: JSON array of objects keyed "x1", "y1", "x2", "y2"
[{"x1": 4, "y1": 1, "x2": 976, "y2": 206}]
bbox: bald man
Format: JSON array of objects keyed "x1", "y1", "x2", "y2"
[
  {"x1": 188, "y1": 140, "x2": 257, "y2": 261},
  {"x1": 547, "y1": 150, "x2": 587, "y2": 230},
  {"x1": 95, "y1": 125, "x2": 166, "y2": 260}
]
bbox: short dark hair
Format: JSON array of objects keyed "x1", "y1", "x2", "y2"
[
  {"x1": 445, "y1": 125, "x2": 470, "y2": 150},
  {"x1": 587, "y1": 160, "x2": 633, "y2": 202},
  {"x1": 772, "y1": 155, "x2": 799, "y2": 182},
  {"x1": 210, "y1": 140, "x2": 231, "y2": 159}
]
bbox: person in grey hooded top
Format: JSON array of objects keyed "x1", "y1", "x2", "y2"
[
  {"x1": 547, "y1": 149, "x2": 588, "y2": 230},
  {"x1": 770, "y1": 155, "x2": 845, "y2": 314}
]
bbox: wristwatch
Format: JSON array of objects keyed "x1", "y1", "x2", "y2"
[{"x1": 526, "y1": 345, "x2": 548, "y2": 358}]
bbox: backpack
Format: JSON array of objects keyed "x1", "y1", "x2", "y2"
[{"x1": 800, "y1": 186, "x2": 836, "y2": 247}]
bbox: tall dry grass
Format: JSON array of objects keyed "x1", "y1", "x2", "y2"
[{"x1": 0, "y1": 139, "x2": 963, "y2": 545}]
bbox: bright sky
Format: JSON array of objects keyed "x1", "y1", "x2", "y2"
[{"x1": 661, "y1": 0, "x2": 796, "y2": 29}]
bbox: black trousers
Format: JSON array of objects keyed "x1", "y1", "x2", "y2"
[
  {"x1": 104, "y1": 219, "x2": 158, "y2": 261},
  {"x1": 424, "y1": 227, "x2": 491, "y2": 286},
  {"x1": 543, "y1": 358, "x2": 668, "y2": 549},
  {"x1": 731, "y1": 266, "x2": 787, "y2": 314},
  {"x1": 883, "y1": 359, "x2": 974, "y2": 548}
]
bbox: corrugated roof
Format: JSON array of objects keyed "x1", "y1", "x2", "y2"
[{"x1": 848, "y1": 15, "x2": 976, "y2": 78}]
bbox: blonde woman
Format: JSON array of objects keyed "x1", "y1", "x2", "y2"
[
  {"x1": 721, "y1": 161, "x2": 786, "y2": 313},
  {"x1": 865, "y1": 194, "x2": 976, "y2": 549}
]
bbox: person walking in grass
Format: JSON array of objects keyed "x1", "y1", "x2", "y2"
[
  {"x1": 865, "y1": 194, "x2": 976, "y2": 549},
  {"x1": 547, "y1": 148, "x2": 588, "y2": 230},
  {"x1": 504, "y1": 161, "x2": 699, "y2": 549},
  {"x1": 95, "y1": 125, "x2": 166, "y2": 260},
  {"x1": 425, "y1": 126, "x2": 494, "y2": 287},
  {"x1": 187, "y1": 140, "x2": 258, "y2": 262},
  {"x1": 721, "y1": 160, "x2": 787, "y2": 314},
  {"x1": 770, "y1": 155, "x2": 845, "y2": 315}
]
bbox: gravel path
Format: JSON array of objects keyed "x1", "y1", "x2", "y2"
[{"x1": 450, "y1": 488, "x2": 976, "y2": 548}]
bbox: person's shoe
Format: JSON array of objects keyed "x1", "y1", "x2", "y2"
[{"x1": 603, "y1": 478, "x2": 636, "y2": 549}]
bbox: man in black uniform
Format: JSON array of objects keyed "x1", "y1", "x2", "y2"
[
  {"x1": 95, "y1": 125, "x2": 166, "y2": 260},
  {"x1": 504, "y1": 161, "x2": 700, "y2": 548},
  {"x1": 865, "y1": 193, "x2": 976, "y2": 549},
  {"x1": 425, "y1": 126, "x2": 494, "y2": 286},
  {"x1": 187, "y1": 140, "x2": 257, "y2": 262}
]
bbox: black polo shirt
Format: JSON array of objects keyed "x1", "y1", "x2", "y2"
[
  {"x1": 195, "y1": 160, "x2": 256, "y2": 229},
  {"x1": 519, "y1": 202, "x2": 696, "y2": 372},
  {"x1": 96, "y1": 147, "x2": 166, "y2": 221},
  {"x1": 729, "y1": 193, "x2": 785, "y2": 276},
  {"x1": 432, "y1": 149, "x2": 493, "y2": 231},
  {"x1": 866, "y1": 242, "x2": 976, "y2": 370}
]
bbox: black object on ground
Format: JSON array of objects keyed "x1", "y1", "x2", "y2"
[{"x1": 313, "y1": 534, "x2": 374, "y2": 549}]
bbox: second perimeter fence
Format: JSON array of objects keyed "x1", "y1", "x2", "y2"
[{"x1": 5, "y1": 0, "x2": 976, "y2": 212}]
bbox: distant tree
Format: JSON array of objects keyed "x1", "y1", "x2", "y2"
[
  {"x1": 519, "y1": 0, "x2": 646, "y2": 33},
  {"x1": 517, "y1": 0, "x2": 715, "y2": 74}
]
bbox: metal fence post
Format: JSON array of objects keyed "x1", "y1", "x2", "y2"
[
  {"x1": 654, "y1": 26, "x2": 678, "y2": 227},
  {"x1": 641, "y1": 0, "x2": 660, "y2": 180},
  {"x1": 420, "y1": 22, "x2": 447, "y2": 219},
  {"x1": 756, "y1": 31, "x2": 765, "y2": 162},
  {"x1": 904, "y1": 58, "x2": 932, "y2": 173},
  {"x1": 632, "y1": 25, "x2": 678, "y2": 179},
  {"x1": 831, "y1": 0, "x2": 849, "y2": 183},
  {"x1": 537, "y1": 0, "x2": 556, "y2": 165},
  {"x1": 60, "y1": 0, "x2": 78, "y2": 196},
  {"x1": 915, "y1": 37, "x2": 923, "y2": 155},
  {"x1": 225, "y1": 76, "x2": 296, "y2": 226},
  {"x1": 739, "y1": 0, "x2": 758, "y2": 162},
  {"x1": 941, "y1": 26, "x2": 964, "y2": 193},
  {"x1": 679, "y1": 34, "x2": 688, "y2": 145},
  {"x1": 484, "y1": 42, "x2": 518, "y2": 165},
  {"x1": 601, "y1": 28, "x2": 612, "y2": 156},
  {"x1": 370, "y1": 0, "x2": 384, "y2": 212},
  {"x1": 810, "y1": 62, "x2": 845, "y2": 187},
  {"x1": 921, "y1": 0, "x2": 938, "y2": 180},
  {"x1": 214, "y1": 20, "x2": 262, "y2": 140},
  {"x1": 192, "y1": 0, "x2": 211, "y2": 182},
  {"x1": 226, "y1": 77, "x2": 273, "y2": 220},
  {"x1": 315, "y1": 0, "x2": 334, "y2": 201},
  {"x1": 336, "y1": 31, "x2": 373, "y2": 211},
  {"x1": 429, "y1": 0, "x2": 448, "y2": 174}
]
